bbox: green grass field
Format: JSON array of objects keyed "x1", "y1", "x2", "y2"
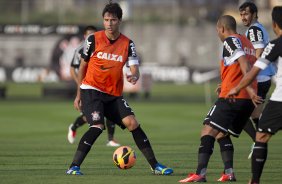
[{"x1": 0, "y1": 83, "x2": 281, "y2": 184}]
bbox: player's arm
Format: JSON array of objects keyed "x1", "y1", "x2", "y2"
[
  {"x1": 74, "y1": 34, "x2": 94, "y2": 111},
  {"x1": 255, "y1": 48, "x2": 264, "y2": 59},
  {"x1": 228, "y1": 66, "x2": 261, "y2": 98},
  {"x1": 228, "y1": 41, "x2": 279, "y2": 97},
  {"x1": 237, "y1": 55, "x2": 262, "y2": 105},
  {"x1": 126, "y1": 40, "x2": 140, "y2": 85}
]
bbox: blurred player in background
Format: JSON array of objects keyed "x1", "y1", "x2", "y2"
[
  {"x1": 68, "y1": 25, "x2": 120, "y2": 147},
  {"x1": 227, "y1": 6, "x2": 282, "y2": 184},
  {"x1": 179, "y1": 15, "x2": 261, "y2": 183},
  {"x1": 239, "y1": 1, "x2": 276, "y2": 159},
  {"x1": 66, "y1": 2, "x2": 173, "y2": 175}
]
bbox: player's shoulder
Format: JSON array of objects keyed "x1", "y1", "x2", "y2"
[
  {"x1": 270, "y1": 36, "x2": 282, "y2": 50},
  {"x1": 224, "y1": 36, "x2": 242, "y2": 49},
  {"x1": 267, "y1": 36, "x2": 282, "y2": 48},
  {"x1": 120, "y1": 33, "x2": 132, "y2": 42},
  {"x1": 272, "y1": 36, "x2": 282, "y2": 44},
  {"x1": 248, "y1": 24, "x2": 263, "y2": 33},
  {"x1": 261, "y1": 36, "x2": 282, "y2": 58},
  {"x1": 75, "y1": 43, "x2": 84, "y2": 52}
]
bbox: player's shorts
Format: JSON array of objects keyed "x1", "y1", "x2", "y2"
[
  {"x1": 258, "y1": 100, "x2": 282, "y2": 135},
  {"x1": 257, "y1": 79, "x2": 271, "y2": 100},
  {"x1": 204, "y1": 98, "x2": 255, "y2": 137},
  {"x1": 81, "y1": 89, "x2": 134, "y2": 129}
]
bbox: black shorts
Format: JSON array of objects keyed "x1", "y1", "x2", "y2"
[
  {"x1": 257, "y1": 80, "x2": 271, "y2": 100},
  {"x1": 81, "y1": 89, "x2": 134, "y2": 129},
  {"x1": 204, "y1": 98, "x2": 255, "y2": 137},
  {"x1": 258, "y1": 100, "x2": 282, "y2": 135}
]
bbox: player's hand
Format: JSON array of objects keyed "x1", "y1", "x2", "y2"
[
  {"x1": 225, "y1": 87, "x2": 239, "y2": 103},
  {"x1": 215, "y1": 83, "x2": 221, "y2": 96},
  {"x1": 74, "y1": 95, "x2": 81, "y2": 111},
  {"x1": 246, "y1": 88, "x2": 263, "y2": 107},
  {"x1": 126, "y1": 74, "x2": 138, "y2": 85}
]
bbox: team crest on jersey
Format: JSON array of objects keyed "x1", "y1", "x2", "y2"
[
  {"x1": 91, "y1": 111, "x2": 101, "y2": 121},
  {"x1": 97, "y1": 52, "x2": 123, "y2": 62}
]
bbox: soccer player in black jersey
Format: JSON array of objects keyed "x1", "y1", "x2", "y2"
[
  {"x1": 239, "y1": 1, "x2": 276, "y2": 159},
  {"x1": 227, "y1": 6, "x2": 282, "y2": 184},
  {"x1": 67, "y1": 25, "x2": 120, "y2": 147}
]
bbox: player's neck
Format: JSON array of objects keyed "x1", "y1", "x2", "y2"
[
  {"x1": 250, "y1": 19, "x2": 258, "y2": 25},
  {"x1": 105, "y1": 31, "x2": 120, "y2": 41}
]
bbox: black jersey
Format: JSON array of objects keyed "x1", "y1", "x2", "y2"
[
  {"x1": 254, "y1": 36, "x2": 282, "y2": 101},
  {"x1": 70, "y1": 43, "x2": 84, "y2": 70}
]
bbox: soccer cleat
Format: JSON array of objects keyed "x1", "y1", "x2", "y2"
[
  {"x1": 106, "y1": 140, "x2": 121, "y2": 147},
  {"x1": 179, "y1": 173, "x2": 207, "y2": 182},
  {"x1": 248, "y1": 142, "x2": 255, "y2": 159},
  {"x1": 66, "y1": 166, "x2": 83, "y2": 175},
  {"x1": 217, "y1": 173, "x2": 236, "y2": 182},
  {"x1": 67, "y1": 124, "x2": 76, "y2": 144},
  {"x1": 151, "y1": 163, "x2": 173, "y2": 175}
]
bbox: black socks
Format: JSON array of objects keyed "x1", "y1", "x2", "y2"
[
  {"x1": 70, "y1": 127, "x2": 103, "y2": 167},
  {"x1": 131, "y1": 125, "x2": 158, "y2": 168},
  {"x1": 196, "y1": 135, "x2": 215, "y2": 176}
]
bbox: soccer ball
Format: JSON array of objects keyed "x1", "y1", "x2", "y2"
[{"x1": 113, "y1": 146, "x2": 136, "y2": 169}]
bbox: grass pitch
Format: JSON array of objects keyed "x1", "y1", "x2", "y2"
[{"x1": 0, "y1": 83, "x2": 281, "y2": 184}]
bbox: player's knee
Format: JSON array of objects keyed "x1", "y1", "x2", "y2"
[
  {"x1": 199, "y1": 135, "x2": 215, "y2": 155},
  {"x1": 201, "y1": 124, "x2": 219, "y2": 137},
  {"x1": 255, "y1": 132, "x2": 271, "y2": 143},
  {"x1": 123, "y1": 115, "x2": 139, "y2": 131}
]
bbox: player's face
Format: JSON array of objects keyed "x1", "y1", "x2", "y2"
[
  {"x1": 216, "y1": 22, "x2": 224, "y2": 42},
  {"x1": 240, "y1": 7, "x2": 255, "y2": 27},
  {"x1": 103, "y1": 12, "x2": 121, "y2": 35}
]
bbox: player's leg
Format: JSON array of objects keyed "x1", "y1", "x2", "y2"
[
  {"x1": 250, "y1": 100, "x2": 282, "y2": 183},
  {"x1": 246, "y1": 80, "x2": 271, "y2": 160},
  {"x1": 216, "y1": 134, "x2": 236, "y2": 182},
  {"x1": 68, "y1": 115, "x2": 87, "y2": 144},
  {"x1": 66, "y1": 89, "x2": 105, "y2": 175},
  {"x1": 243, "y1": 118, "x2": 256, "y2": 141},
  {"x1": 180, "y1": 99, "x2": 230, "y2": 182},
  {"x1": 216, "y1": 99, "x2": 254, "y2": 182},
  {"x1": 111, "y1": 97, "x2": 173, "y2": 175},
  {"x1": 123, "y1": 115, "x2": 173, "y2": 175},
  {"x1": 250, "y1": 132, "x2": 271, "y2": 184},
  {"x1": 105, "y1": 118, "x2": 120, "y2": 147},
  {"x1": 179, "y1": 124, "x2": 218, "y2": 183}
]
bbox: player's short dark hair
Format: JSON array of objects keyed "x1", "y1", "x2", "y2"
[
  {"x1": 272, "y1": 6, "x2": 282, "y2": 29},
  {"x1": 102, "y1": 1, "x2": 123, "y2": 20},
  {"x1": 83, "y1": 26, "x2": 97, "y2": 34},
  {"x1": 239, "y1": 1, "x2": 258, "y2": 17},
  {"x1": 218, "y1": 15, "x2": 237, "y2": 31}
]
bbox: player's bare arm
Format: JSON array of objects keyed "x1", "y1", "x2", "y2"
[
  {"x1": 74, "y1": 59, "x2": 88, "y2": 111},
  {"x1": 255, "y1": 48, "x2": 264, "y2": 58},
  {"x1": 126, "y1": 65, "x2": 140, "y2": 85},
  {"x1": 227, "y1": 65, "x2": 261, "y2": 103},
  {"x1": 237, "y1": 55, "x2": 262, "y2": 105}
]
